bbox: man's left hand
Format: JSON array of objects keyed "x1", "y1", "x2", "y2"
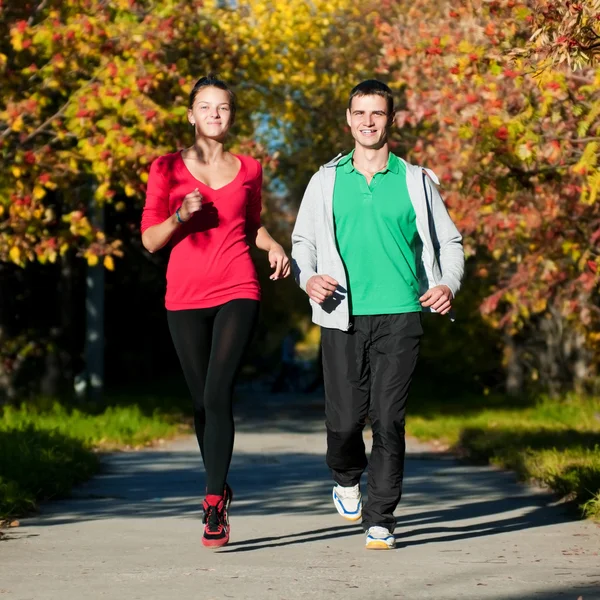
[{"x1": 419, "y1": 285, "x2": 453, "y2": 315}]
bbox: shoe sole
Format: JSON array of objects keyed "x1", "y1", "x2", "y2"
[
  {"x1": 332, "y1": 489, "x2": 362, "y2": 521},
  {"x1": 365, "y1": 540, "x2": 395, "y2": 550},
  {"x1": 341, "y1": 513, "x2": 362, "y2": 522},
  {"x1": 202, "y1": 536, "x2": 230, "y2": 548}
]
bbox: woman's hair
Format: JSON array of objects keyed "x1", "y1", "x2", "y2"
[{"x1": 188, "y1": 74, "x2": 237, "y2": 122}]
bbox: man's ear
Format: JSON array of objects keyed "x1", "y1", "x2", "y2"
[
  {"x1": 388, "y1": 110, "x2": 396, "y2": 128},
  {"x1": 346, "y1": 108, "x2": 352, "y2": 128}
]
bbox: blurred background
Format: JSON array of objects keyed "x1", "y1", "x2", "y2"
[{"x1": 1, "y1": 1, "x2": 599, "y2": 520}]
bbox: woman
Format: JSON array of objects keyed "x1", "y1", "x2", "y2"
[{"x1": 141, "y1": 75, "x2": 290, "y2": 548}]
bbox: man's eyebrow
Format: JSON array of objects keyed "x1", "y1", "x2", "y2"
[{"x1": 352, "y1": 109, "x2": 387, "y2": 114}]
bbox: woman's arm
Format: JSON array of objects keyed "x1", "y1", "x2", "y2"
[
  {"x1": 141, "y1": 213, "x2": 182, "y2": 253},
  {"x1": 141, "y1": 188, "x2": 203, "y2": 253},
  {"x1": 252, "y1": 226, "x2": 291, "y2": 280},
  {"x1": 254, "y1": 226, "x2": 279, "y2": 252}
]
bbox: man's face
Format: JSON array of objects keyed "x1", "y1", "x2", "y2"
[{"x1": 346, "y1": 94, "x2": 391, "y2": 150}]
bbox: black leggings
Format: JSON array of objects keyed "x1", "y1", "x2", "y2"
[{"x1": 167, "y1": 299, "x2": 259, "y2": 495}]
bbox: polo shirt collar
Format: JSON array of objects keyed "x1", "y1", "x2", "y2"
[{"x1": 337, "y1": 149, "x2": 400, "y2": 175}]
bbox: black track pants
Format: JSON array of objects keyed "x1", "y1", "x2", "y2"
[{"x1": 321, "y1": 312, "x2": 422, "y2": 532}]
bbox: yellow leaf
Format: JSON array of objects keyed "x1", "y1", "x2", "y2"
[
  {"x1": 103, "y1": 255, "x2": 115, "y2": 271},
  {"x1": 87, "y1": 253, "x2": 99, "y2": 267},
  {"x1": 11, "y1": 116, "x2": 24, "y2": 132},
  {"x1": 95, "y1": 182, "x2": 109, "y2": 200},
  {"x1": 33, "y1": 186, "x2": 46, "y2": 200},
  {"x1": 11, "y1": 166, "x2": 22, "y2": 178},
  {"x1": 124, "y1": 184, "x2": 136, "y2": 197},
  {"x1": 60, "y1": 243, "x2": 69, "y2": 255},
  {"x1": 9, "y1": 246, "x2": 21, "y2": 263}
]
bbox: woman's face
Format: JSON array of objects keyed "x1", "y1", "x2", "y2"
[{"x1": 187, "y1": 86, "x2": 233, "y2": 141}]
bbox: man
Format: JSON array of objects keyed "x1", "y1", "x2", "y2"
[{"x1": 291, "y1": 80, "x2": 464, "y2": 550}]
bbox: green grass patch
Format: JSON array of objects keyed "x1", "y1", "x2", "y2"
[
  {"x1": 0, "y1": 397, "x2": 189, "y2": 520},
  {"x1": 408, "y1": 387, "x2": 600, "y2": 520},
  {"x1": 0, "y1": 426, "x2": 99, "y2": 518}
]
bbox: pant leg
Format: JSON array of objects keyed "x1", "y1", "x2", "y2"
[
  {"x1": 167, "y1": 308, "x2": 216, "y2": 462},
  {"x1": 203, "y1": 299, "x2": 259, "y2": 495},
  {"x1": 362, "y1": 312, "x2": 422, "y2": 532},
  {"x1": 321, "y1": 320, "x2": 370, "y2": 487}
]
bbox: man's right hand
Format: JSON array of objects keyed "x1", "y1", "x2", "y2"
[{"x1": 306, "y1": 274, "x2": 338, "y2": 304}]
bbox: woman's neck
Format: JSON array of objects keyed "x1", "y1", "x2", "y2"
[{"x1": 187, "y1": 138, "x2": 226, "y2": 164}]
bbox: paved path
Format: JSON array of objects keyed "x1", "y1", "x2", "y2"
[{"x1": 1, "y1": 393, "x2": 599, "y2": 600}]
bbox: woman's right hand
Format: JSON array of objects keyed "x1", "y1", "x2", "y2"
[{"x1": 179, "y1": 188, "x2": 203, "y2": 221}]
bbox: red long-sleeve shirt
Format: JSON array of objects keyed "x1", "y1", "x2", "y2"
[{"x1": 141, "y1": 151, "x2": 262, "y2": 310}]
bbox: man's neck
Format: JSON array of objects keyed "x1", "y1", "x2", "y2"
[{"x1": 352, "y1": 143, "x2": 390, "y2": 174}]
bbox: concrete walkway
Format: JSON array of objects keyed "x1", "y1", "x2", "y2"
[{"x1": 1, "y1": 393, "x2": 599, "y2": 600}]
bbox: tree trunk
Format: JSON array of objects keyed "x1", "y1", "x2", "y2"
[{"x1": 504, "y1": 334, "x2": 524, "y2": 396}]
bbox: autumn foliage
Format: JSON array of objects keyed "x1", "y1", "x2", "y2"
[
  {"x1": 0, "y1": 0, "x2": 382, "y2": 396},
  {"x1": 377, "y1": 0, "x2": 600, "y2": 392},
  {"x1": 2, "y1": 0, "x2": 599, "y2": 396}
]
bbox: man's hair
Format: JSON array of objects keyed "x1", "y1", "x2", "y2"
[
  {"x1": 348, "y1": 80, "x2": 394, "y2": 116},
  {"x1": 188, "y1": 74, "x2": 237, "y2": 122}
]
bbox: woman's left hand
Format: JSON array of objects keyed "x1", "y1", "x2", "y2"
[{"x1": 268, "y1": 244, "x2": 291, "y2": 280}]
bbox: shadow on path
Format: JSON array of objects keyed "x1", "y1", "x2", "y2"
[{"x1": 22, "y1": 391, "x2": 575, "y2": 552}]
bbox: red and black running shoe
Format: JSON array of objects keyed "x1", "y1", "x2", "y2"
[
  {"x1": 202, "y1": 497, "x2": 229, "y2": 548},
  {"x1": 223, "y1": 482, "x2": 233, "y2": 521}
]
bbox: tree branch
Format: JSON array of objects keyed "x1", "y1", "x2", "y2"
[
  {"x1": 27, "y1": 0, "x2": 49, "y2": 26},
  {"x1": 21, "y1": 99, "x2": 71, "y2": 145},
  {"x1": 22, "y1": 77, "x2": 97, "y2": 144}
]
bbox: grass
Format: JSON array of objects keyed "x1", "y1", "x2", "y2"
[
  {"x1": 0, "y1": 394, "x2": 189, "y2": 519},
  {"x1": 407, "y1": 382, "x2": 600, "y2": 520},
  {"x1": 3, "y1": 374, "x2": 600, "y2": 523}
]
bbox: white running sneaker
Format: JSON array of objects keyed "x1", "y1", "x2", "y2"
[
  {"x1": 332, "y1": 483, "x2": 362, "y2": 521},
  {"x1": 365, "y1": 526, "x2": 396, "y2": 550}
]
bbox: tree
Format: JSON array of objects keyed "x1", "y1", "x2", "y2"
[
  {"x1": 0, "y1": 0, "x2": 382, "y2": 398},
  {"x1": 515, "y1": 0, "x2": 600, "y2": 68},
  {"x1": 377, "y1": 0, "x2": 600, "y2": 394}
]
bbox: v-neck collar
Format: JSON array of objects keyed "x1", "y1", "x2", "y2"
[{"x1": 178, "y1": 151, "x2": 246, "y2": 192}]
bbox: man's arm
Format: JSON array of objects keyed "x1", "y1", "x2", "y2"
[
  {"x1": 291, "y1": 173, "x2": 320, "y2": 292},
  {"x1": 291, "y1": 172, "x2": 339, "y2": 304},
  {"x1": 425, "y1": 174, "x2": 465, "y2": 297}
]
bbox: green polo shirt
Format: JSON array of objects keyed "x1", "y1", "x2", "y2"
[{"x1": 333, "y1": 150, "x2": 422, "y2": 316}]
